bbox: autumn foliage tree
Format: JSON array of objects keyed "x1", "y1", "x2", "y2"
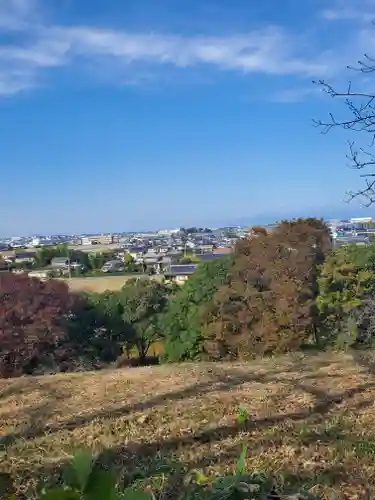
[
  {"x1": 0, "y1": 274, "x2": 87, "y2": 377},
  {"x1": 202, "y1": 219, "x2": 332, "y2": 358},
  {"x1": 248, "y1": 226, "x2": 268, "y2": 237}
]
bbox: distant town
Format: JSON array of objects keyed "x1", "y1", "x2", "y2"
[{"x1": 0, "y1": 217, "x2": 374, "y2": 284}]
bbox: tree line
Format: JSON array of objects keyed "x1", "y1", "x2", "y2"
[{"x1": 2, "y1": 217, "x2": 375, "y2": 378}]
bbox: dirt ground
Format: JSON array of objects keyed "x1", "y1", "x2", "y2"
[{"x1": 1, "y1": 352, "x2": 375, "y2": 499}]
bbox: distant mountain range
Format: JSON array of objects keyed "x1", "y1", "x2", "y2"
[{"x1": 226, "y1": 206, "x2": 375, "y2": 228}]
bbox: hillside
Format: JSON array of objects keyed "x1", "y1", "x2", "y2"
[{"x1": 1, "y1": 353, "x2": 375, "y2": 499}]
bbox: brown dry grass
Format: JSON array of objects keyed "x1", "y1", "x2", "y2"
[
  {"x1": 64, "y1": 275, "x2": 164, "y2": 293},
  {"x1": 64, "y1": 275, "x2": 137, "y2": 293},
  {"x1": 1, "y1": 352, "x2": 375, "y2": 499}
]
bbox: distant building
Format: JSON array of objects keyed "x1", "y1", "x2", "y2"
[
  {"x1": 157, "y1": 228, "x2": 180, "y2": 235},
  {"x1": 50, "y1": 257, "x2": 71, "y2": 268},
  {"x1": 14, "y1": 252, "x2": 36, "y2": 264},
  {"x1": 197, "y1": 253, "x2": 231, "y2": 262},
  {"x1": 101, "y1": 260, "x2": 124, "y2": 273},
  {"x1": 141, "y1": 253, "x2": 171, "y2": 274},
  {"x1": 128, "y1": 246, "x2": 147, "y2": 261},
  {"x1": 195, "y1": 244, "x2": 214, "y2": 253},
  {"x1": 81, "y1": 235, "x2": 115, "y2": 245},
  {"x1": 28, "y1": 269, "x2": 54, "y2": 280},
  {"x1": 164, "y1": 264, "x2": 198, "y2": 284},
  {"x1": 350, "y1": 217, "x2": 373, "y2": 224},
  {"x1": 333, "y1": 236, "x2": 370, "y2": 248}
]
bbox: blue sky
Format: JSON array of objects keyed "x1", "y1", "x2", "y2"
[{"x1": 1, "y1": 0, "x2": 375, "y2": 236}]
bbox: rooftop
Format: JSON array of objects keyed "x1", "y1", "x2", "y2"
[{"x1": 165, "y1": 264, "x2": 198, "y2": 276}]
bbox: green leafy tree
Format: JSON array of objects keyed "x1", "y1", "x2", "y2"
[
  {"x1": 34, "y1": 244, "x2": 69, "y2": 267},
  {"x1": 123, "y1": 254, "x2": 134, "y2": 266},
  {"x1": 317, "y1": 244, "x2": 375, "y2": 344},
  {"x1": 87, "y1": 253, "x2": 105, "y2": 270},
  {"x1": 123, "y1": 253, "x2": 141, "y2": 273},
  {"x1": 179, "y1": 255, "x2": 201, "y2": 264},
  {"x1": 74, "y1": 291, "x2": 125, "y2": 364},
  {"x1": 34, "y1": 245, "x2": 91, "y2": 270},
  {"x1": 118, "y1": 279, "x2": 169, "y2": 360},
  {"x1": 161, "y1": 255, "x2": 235, "y2": 361},
  {"x1": 87, "y1": 251, "x2": 118, "y2": 271}
]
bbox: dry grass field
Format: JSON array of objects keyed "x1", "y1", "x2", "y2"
[
  {"x1": 63, "y1": 274, "x2": 164, "y2": 293},
  {"x1": 63, "y1": 275, "x2": 139, "y2": 293},
  {"x1": 2, "y1": 352, "x2": 375, "y2": 499}
]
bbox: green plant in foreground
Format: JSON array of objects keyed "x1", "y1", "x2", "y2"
[
  {"x1": 1, "y1": 409, "x2": 320, "y2": 500},
  {"x1": 188, "y1": 408, "x2": 272, "y2": 500},
  {"x1": 188, "y1": 409, "x2": 318, "y2": 500},
  {"x1": 37, "y1": 449, "x2": 152, "y2": 500}
]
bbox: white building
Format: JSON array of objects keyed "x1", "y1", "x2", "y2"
[
  {"x1": 81, "y1": 237, "x2": 93, "y2": 246},
  {"x1": 30, "y1": 237, "x2": 41, "y2": 247},
  {"x1": 157, "y1": 228, "x2": 180, "y2": 235},
  {"x1": 350, "y1": 217, "x2": 373, "y2": 224}
]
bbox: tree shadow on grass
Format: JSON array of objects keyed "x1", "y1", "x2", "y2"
[
  {"x1": 0, "y1": 366, "x2": 302, "y2": 447},
  {"x1": 6, "y1": 363, "x2": 375, "y2": 498},
  {"x1": 96, "y1": 403, "x2": 375, "y2": 500},
  {"x1": 0, "y1": 380, "x2": 74, "y2": 450},
  {"x1": 2, "y1": 358, "x2": 375, "y2": 448},
  {"x1": 97, "y1": 381, "x2": 375, "y2": 463}
]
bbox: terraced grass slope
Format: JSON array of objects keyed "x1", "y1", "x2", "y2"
[{"x1": 1, "y1": 352, "x2": 375, "y2": 499}]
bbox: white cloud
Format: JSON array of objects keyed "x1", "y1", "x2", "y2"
[
  {"x1": 0, "y1": 0, "x2": 365, "y2": 96},
  {"x1": 322, "y1": 0, "x2": 375, "y2": 22},
  {"x1": 0, "y1": 0, "x2": 38, "y2": 30},
  {"x1": 50, "y1": 26, "x2": 328, "y2": 76},
  {"x1": 0, "y1": 70, "x2": 35, "y2": 94},
  {"x1": 0, "y1": 24, "x2": 331, "y2": 95}
]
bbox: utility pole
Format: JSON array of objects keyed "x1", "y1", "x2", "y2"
[{"x1": 67, "y1": 246, "x2": 72, "y2": 279}]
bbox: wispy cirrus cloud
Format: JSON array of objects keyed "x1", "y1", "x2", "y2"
[
  {"x1": 51, "y1": 26, "x2": 329, "y2": 75},
  {"x1": 0, "y1": 0, "x2": 367, "y2": 97},
  {"x1": 322, "y1": 0, "x2": 375, "y2": 22},
  {"x1": 0, "y1": 0, "x2": 39, "y2": 30}
]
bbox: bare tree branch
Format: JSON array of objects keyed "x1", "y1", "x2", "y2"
[{"x1": 314, "y1": 48, "x2": 375, "y2": 205}]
